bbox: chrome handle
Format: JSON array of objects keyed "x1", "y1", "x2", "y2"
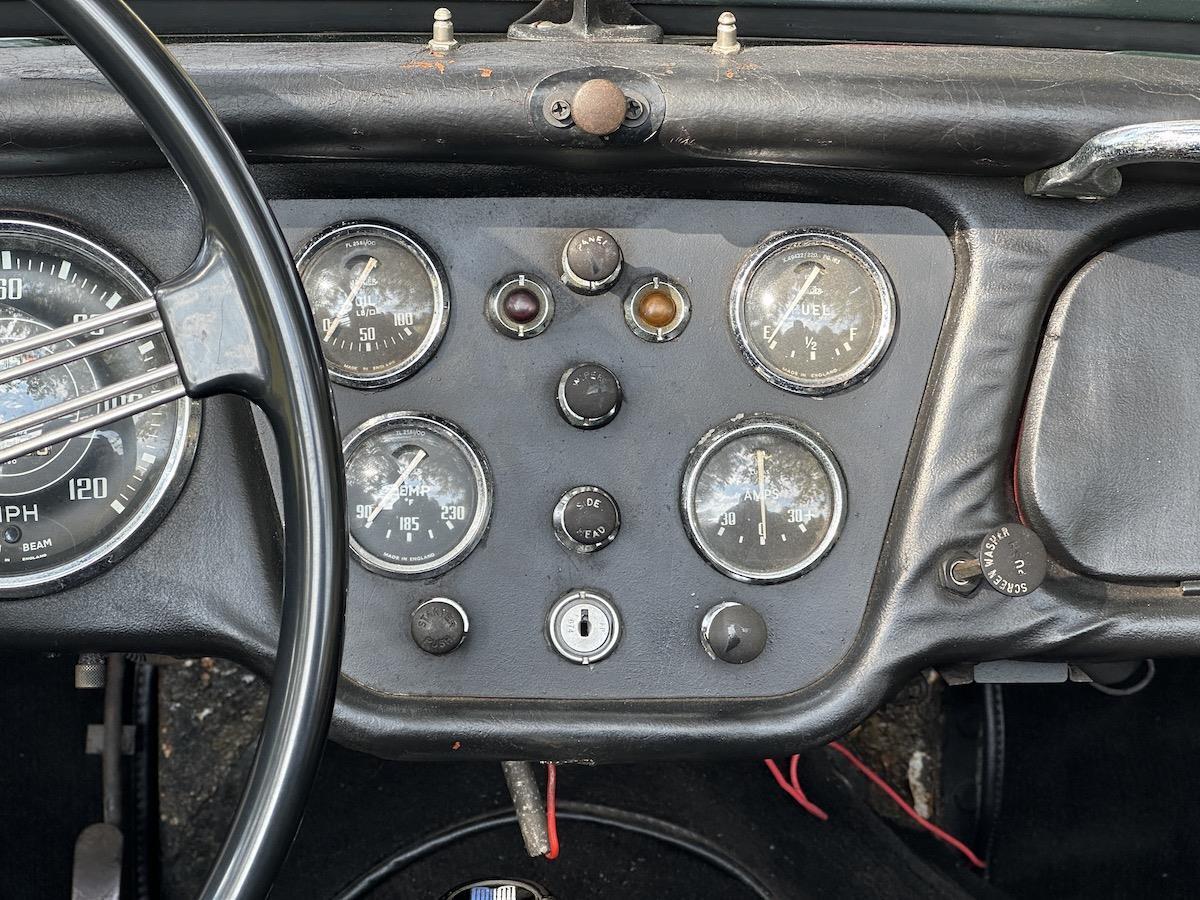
[{"x1": 1025, "y1": 120, "x2": 1200, "y2": 200}]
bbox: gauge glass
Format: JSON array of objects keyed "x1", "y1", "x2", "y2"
[
  {"x1": 0, "y1": 220, "x2": 198, "y2": 596},
  {"x1": 296, "y1": 222, "x2": 448, "y2": 388},
  {"x1": 344, "y1": 413, "x2": 491, "y2": 579},
  {"x1": 681, "y1": 415, "x2": 845, "y2": 583},
  {"x1": 731, "y1": 230, "x2": 895, "y2": 395}
]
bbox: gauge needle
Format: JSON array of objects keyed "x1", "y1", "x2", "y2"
[
  {"x1": 755, "y1": 449, "x2": 768, "y2": 546},
  {"x1": 365, "y1": 447, "x2": 427, "y2": 528},
  {"x1": 322, "y1": 256, "x2": 379, "y2": 343},
  {"x1": 767, "y1": 263, "x2": 822, "y2": 343}
]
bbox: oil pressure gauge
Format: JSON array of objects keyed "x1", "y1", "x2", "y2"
[
  {"x1": 681, "y1": 414, "x2": 846, "y2": 584},
  {"x1": 344, "y1": 412, "x2": 491, "y2": 579},
  {"x1": 730, "y1": 230, "x2": 895, "y2": 395},
  {"x1": 296, "y1": 222, "x2": 448, "y2": 388}
]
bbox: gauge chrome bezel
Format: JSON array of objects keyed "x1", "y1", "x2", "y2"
[
  {"x1": 0, "y1": 218, "x2": 200, "y2": 599},
  {"x1": 343, "y1": 411, "x2": 492, "y2": 580},
  {"x1": 680, "y1": 413, "x2": 847, "y2": 584},
  {"x1": 295, "y1": 221, "x2": 450, "y2": 389},
  {"x1": 729, "y1": 229, "x2": 897, "y2": 396}
]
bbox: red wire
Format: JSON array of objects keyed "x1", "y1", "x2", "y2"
[
  {"x1": 544, "y1": 762, "x2": 559, "y2": 860},
  {"x1": 827, "y1": 741, "x2": 987, "y2": 869},
  {"x1": 763, "y1": 758, "x2": 829, "y2": 820}
]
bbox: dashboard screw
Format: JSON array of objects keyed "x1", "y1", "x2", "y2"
[{"x1": 543, "y1": 96, "x2": 574, "y2": 128}]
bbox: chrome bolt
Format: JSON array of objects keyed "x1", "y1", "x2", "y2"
[
  {"x1": 712, "y1": 11, "x2": 742, "y2": 55},
  {"x1": 428, "y1": 7, "x2": 460, "y2": 52}
]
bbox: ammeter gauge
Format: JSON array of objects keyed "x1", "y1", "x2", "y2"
[{"x1": 681, "y1": 414, "x2": 846, "y2": 584}]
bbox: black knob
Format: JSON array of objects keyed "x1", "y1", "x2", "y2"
[
  {"x1": 411, "y1": 598, "x2": 469, "y2": 655},
  {"x1": 554, "y1": 486, "x2": 620, "y2": 553},
  {"x1": 942, "y1": 522, "x2": 1047, "y2": 597},
  {"x1": 561, "y1": 228, "x2": 622, "y2": 294},
  {"x1": 700, "y1": 601, "x2": 768, "y2": 664},
  {"x1": 557, "y1": 363, "x2": 622, "y2": 429}
]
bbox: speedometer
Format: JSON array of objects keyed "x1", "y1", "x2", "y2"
[{"x1": 0, "y1": 220, "x2": 198, "y2": 597}]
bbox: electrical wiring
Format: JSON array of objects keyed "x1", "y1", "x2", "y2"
[
  {"x1": 331, "y1": 801, "x2": 775, "y2": 900},
  {"x1": 827, "y1": 741, "x2": 987, "y2": 870},
  {"x1": 765, "y1": 745, "x2": 986, "y2": 870},
  {"x1": 544, "y1": 762, "x2": 559, "y2": 860},
  {"x1": 763, "y1": 758, "x2": 828, "y2": 820}
]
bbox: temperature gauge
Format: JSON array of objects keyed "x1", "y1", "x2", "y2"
[
  {"x1": 296, "y1": 222, "x2": 448, "y2": 388},
  {"x1": 730, "y1": 230, "x2": 895, "y2": 395},
  {"x1": 681, "y1": 414, "x2": 846, "y2": 583},
  {"x1": 344, "y1": 413, "x2": 491, "y2": 579}
]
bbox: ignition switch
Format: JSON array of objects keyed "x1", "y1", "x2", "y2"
[{"x1": 547, "y1": 589, "x2": 621, "y2": 664}]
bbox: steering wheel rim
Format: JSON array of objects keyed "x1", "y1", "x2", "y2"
[{"x1": 28, "y1": 1, "x2": 347, "y2": 897}]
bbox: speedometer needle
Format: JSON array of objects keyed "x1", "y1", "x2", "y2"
[
  {"x1": 755, "y1": 449, "x2": 768, "y2": 546},
  {"x1": 767, "y1": 263, "x2": 821, "y2": 343},
  {"x1": 323, "y1": 256, "x2": 379, "y2": 343},
  {"x1": 365, "y1": 447, "x2": 426, "y2": 528}
]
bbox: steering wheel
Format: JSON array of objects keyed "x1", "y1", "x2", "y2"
[{"x1": 29, "y1": 0, "x2": 347, "y2": 896}]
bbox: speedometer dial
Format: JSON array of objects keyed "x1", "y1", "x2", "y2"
[
  {"x1": 296, "y1": 222, "x2": 448, "y2": 388},
  {"x1": 344, "y1": 412, "x2": 491, "y2": 579},
  {"x1": 681, "y1": 414, "x2": 845, "y2": 584},
  {"x1": 731, "y1": 230, "x2": 896, "y2": 395},
  {"x1": 0, "y1": 220, "x2": 198, "y2": 597}
]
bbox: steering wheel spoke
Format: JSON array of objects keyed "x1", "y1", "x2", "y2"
[
  {"x1": 155, "y1": 233, "x2": 273, "y2": 399},
  {"x1": 0, "y1": 296, "x2": 184, "y2": 465}
]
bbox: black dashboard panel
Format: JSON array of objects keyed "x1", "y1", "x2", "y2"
[
  {"x1": 266, "y1": 197, "x2": 953, "y2": 700},
  {"x1": 1019, "y1": 230, "x2": 1200, "y2": 581}
]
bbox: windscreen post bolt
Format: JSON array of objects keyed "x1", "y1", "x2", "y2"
[
  {"x1": 428, "y1": 8, "x2": 460, "y2": 52},
  {"x1": 712, "y1": 12, "x2": 742, "y2": 55}
]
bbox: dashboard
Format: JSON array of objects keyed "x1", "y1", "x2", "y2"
[
  {"x1": 265, "y1": 197, "x2": 952, "y2": 700},
  {"x1": 1, "y1": 22, "x2": 1200, "y2": 760}
]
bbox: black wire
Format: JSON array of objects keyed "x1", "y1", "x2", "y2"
[{"x1": 332, "y1": 800, "x2": 775, "y2": 900}]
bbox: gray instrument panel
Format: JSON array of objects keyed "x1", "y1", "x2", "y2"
[{"x1": 273, "y1": 197, "x2": 953, "y2": 701}]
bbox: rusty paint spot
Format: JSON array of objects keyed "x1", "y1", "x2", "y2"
[
  {"x1": 400, "y1": 58, "x2": 450, "y2": 74},
  {"x1": 724, "y1": 69, "x2": 736, "y2": 79},
  {"x1": 479, "y1": 67, "x2": 493, "y2": 77},
  {"x1": 451, "y1": 740, "x2": 462, "y2": 750}
]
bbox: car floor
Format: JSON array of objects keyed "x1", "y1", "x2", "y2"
[{"x1": 2, "y1": 653, "x2": 1199, "y2": 898}]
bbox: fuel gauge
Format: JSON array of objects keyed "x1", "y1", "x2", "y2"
[{"x1": 730, "y1": 230, "x2": 895, "y2": 395}]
